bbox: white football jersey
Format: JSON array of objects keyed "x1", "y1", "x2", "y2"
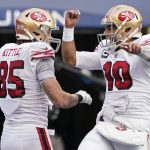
[
  {"x1": 0, "y1": 42, "x2": 55, "y2": 127},
  {"x1": 76, "y1": 35, "x2": 150, "y2": 130}
]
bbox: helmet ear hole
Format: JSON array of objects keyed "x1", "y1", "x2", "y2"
[
  {"x1": 33, "y1": 32, "x2": 40, "y2": 36},
  {"x1": 26, "y1": 13, "x2": 30, "y2": 17},
  {"x1": 125, "y1": 27, "x2": 131, "y2": 33},
  {"x1": 32, "y1": 32, "x2": 42, "y2": 41}
]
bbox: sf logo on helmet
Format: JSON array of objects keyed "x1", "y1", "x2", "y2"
[
  {"x1": 30, "y1": 12, "x2": 47, "y2": 22},
  {"x1": 118, "y1": 11, "x2": 135, "y2": 21}
]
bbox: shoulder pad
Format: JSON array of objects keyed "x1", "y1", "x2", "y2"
[{"x1": 30, "y1": 42, "x2": 55, "y2": 60}]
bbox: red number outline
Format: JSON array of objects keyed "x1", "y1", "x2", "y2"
[
  {"x1": 0, "y1": 60, "x2": 25, "y2": 98},
  {"x1": 103, "y1": 61, "x2": 132, "y2": 91}
]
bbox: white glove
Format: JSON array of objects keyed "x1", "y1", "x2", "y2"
[{"x1": 76, "y1": 90, "x2": 92, "y2": 105}]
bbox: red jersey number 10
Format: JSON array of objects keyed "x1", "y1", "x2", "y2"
[{"x1": 103, "y1": 61, "x2": 132, "y2": 91}]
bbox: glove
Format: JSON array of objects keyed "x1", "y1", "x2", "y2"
[{"x1": 76, "y1": 90, "x2": 92, "y2": 105}]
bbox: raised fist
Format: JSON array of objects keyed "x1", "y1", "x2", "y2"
[{"x1": 64, "y1": 10, "x2": 80, "y2": 28}]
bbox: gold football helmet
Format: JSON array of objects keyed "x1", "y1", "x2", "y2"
[
  {"x1": 16, "y1": 8, "x2": 61, "y2": 52},
  {"x1": 97, "y1": 5, "x2": 143, "y2": 48}
]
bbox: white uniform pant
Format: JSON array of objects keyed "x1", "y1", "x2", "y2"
[
  {"x1": 1, "y1": 124, "x2": 53, "y2": 150},
  {"x1": 78, "y1": 125, "x2": 147, "y2": 150}
]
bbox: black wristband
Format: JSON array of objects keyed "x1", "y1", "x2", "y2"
[{"x1": 76, "y1": 94, "x2": 83, "y2": 103}]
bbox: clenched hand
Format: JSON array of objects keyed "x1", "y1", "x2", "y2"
[{"x1": 64, "y1": 10, "x2": 80, "y2": 28}]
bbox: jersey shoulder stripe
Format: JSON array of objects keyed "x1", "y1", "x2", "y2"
[
  {"x1": 29, "y1": 42, "x2": 55, "y2": 60},
  {"x1": 31, "y1": 47, "x2": 55, "y2": 60}
]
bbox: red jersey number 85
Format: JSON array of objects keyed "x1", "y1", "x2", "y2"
[{"x1": 0, "y1": 60, "x2": 25, "y2": 98}]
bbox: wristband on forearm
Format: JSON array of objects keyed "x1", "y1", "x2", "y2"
[
  {"x1": 62, "y1": 27, "x2": 74, "y2": 42},
  {"x1": 76, "y1": 94, "x2": 83, "y2": 103}
]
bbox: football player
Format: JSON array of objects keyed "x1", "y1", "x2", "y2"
[
  {"x1": 0, "y1": 8, "x2": 92, "y2": 150},
  {"x1": 62, "y1": 5, "x2": 150, "y2": 150}
]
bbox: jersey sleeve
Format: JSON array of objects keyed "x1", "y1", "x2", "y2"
[
  {"x1": 75, "y1": 46, "x2": 102, "y2": 70},
  {"x1": 36, "y1": 58, "x2": 55, "y2": 83},
  {"x1": 27, "y1": 42, "x2": 56, "y2": 82}
]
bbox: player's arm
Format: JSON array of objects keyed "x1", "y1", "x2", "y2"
[
  {"x1": 62, "y1": 10, "x2": 102, "y2": 70},
  {"x1": 62, "y1": 37, "x2": 76, "y2": 66},
  {"x1": 61, "y1": 10, "x2": 80, "y2": 66},
  {"x1": 36, "y1": 58, "x2": 92, "y2": 109},
  {"x1": 42, "y1": 78, "x2": 92, "y2": 108}
]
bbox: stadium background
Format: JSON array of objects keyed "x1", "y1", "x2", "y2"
[{"x1": 0, "y1": 1, "x2": 150, "y2": 150}]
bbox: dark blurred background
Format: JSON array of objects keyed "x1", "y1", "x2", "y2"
[{"x1": 0, "y1": 1, "x2": 150, "y2": 149}]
